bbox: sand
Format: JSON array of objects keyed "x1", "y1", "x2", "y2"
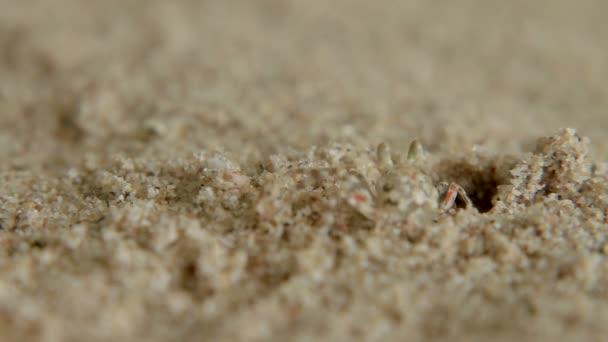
[{"x1": 1, "y1": 1, "x2": 608, "y2": 341}]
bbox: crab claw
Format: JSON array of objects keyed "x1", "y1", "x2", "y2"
[{"x1": 439, "y1": 182, "x2": 474, "y2": 210}]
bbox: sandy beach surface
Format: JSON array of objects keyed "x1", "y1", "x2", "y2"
[{"x1": 1, "y1": 1, "x2": 608, "y2": 341}]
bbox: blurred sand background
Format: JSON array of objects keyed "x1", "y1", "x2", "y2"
[{"x1": 1, "y1": 0, "x2": 607, "y2": 341}]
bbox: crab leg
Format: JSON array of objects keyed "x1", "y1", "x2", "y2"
[
  {"x1": 439, "y1": 182, "x2": 474, "y2": 210},
  {"x1": 440, "y1": 183, "x2": 459, "y2": 210},
  {"x1": 455, "y1": 184, "x2": 474, "y2": 208}
]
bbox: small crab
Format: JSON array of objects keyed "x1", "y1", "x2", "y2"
[
  {"x1": 342, "y1": 140, "x2": 476, "y2": 221},
  {"x1": 373, "y1": 141, "x2": 439, "y2": 212},
  {"x1": 377, "y1": 140, "x2": 475, "y2": 212}
]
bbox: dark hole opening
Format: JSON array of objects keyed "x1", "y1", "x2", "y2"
[
  {"x1": 467, "y1": 177, "x2": 499, "y2": 213},
  {"x1": 437, "y1": 159, "x2": 504, "y2": 213}
]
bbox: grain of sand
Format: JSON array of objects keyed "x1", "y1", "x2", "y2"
[{"x1": 1, "y1": 1, "x2": 608, "y2": 341}]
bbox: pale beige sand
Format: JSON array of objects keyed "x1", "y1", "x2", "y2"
[{"x1": 1, "y1": 1, "x2": 608, "y2": 341}]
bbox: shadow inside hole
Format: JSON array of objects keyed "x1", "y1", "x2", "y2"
[
  {"x1": 437, "y1": 159, "x2": 505, "y2": 213},
  {"x1": 467, "y1": 177, "x2": 499, "y2": 213}
]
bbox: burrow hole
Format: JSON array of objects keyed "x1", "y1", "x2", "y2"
[{"x1": 436, "y1": 158, "x2": 512, "y2": 213}]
